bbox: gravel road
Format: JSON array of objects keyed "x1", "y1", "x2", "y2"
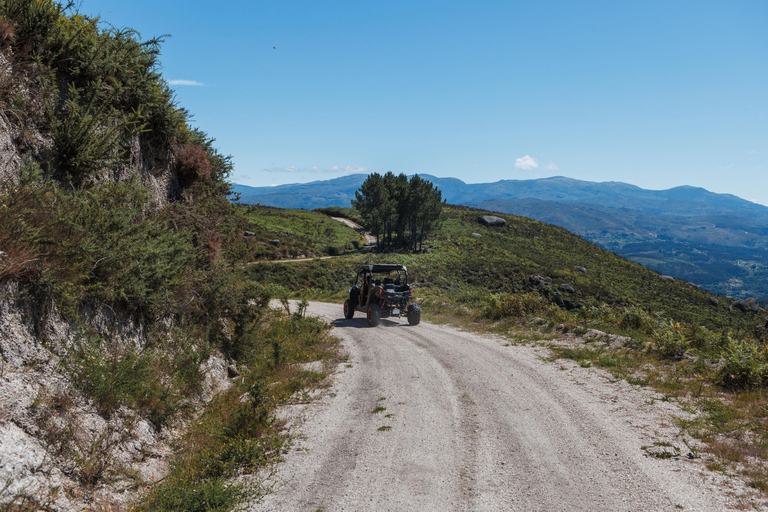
[{"x1": 250, "y1": 301, "x2": 757, "y2": 511}]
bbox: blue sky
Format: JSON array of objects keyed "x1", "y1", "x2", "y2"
[{"x1": 83, "y1": 1, "x2": 767, "y2": 205}]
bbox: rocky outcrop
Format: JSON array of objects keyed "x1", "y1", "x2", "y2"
[
  {"x1": 0, "y1": 282, "x2": 234, "y2": 509},
  {"x1": 730, "y1": 298, "x2": 760, "y2": 313},
  {"x1": 478, "y1": 215, "x2": 507, "y2": 227},
  {"x1": 0, "y1": 49, "x2": 181, "y2": 210},
  {"x1": 551, "y1": 293, "x2": 583, "y2": 311}
]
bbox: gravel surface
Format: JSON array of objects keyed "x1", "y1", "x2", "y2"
[{"x1": 250, "y1": 301, "x2": 765, "y2": 511}]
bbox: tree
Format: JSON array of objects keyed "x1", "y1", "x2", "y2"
[
  {"x1": 407, "y1": 175, "x2": 444, "y2": 251},
  {"x1": 353, "y1": 172, "x2": 443, "y2": 251},
  {"x1": 351, "y1": 172, "x2": 388, "y2": 246}
]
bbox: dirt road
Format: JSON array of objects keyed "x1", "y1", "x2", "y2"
[{"x1": 251, "y1": 301, "x2": 755, "y2": 511}]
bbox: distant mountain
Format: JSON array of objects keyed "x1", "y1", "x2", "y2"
[{"x1": 233, "y1": 175, "x2": 768, "y2": 300}]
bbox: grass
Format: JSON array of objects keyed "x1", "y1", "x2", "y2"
[
  {"x1": 140, "y1": 307, "x2": 340, "y2": 510},
  {"x1": 245, "y1": 204, "x2": 768, "y2": 495},
  {"x1": 240, "y1": 205, "x2": 365, "y2": 260}
]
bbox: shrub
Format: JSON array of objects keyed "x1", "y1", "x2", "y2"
[
  {"x1": 717, "y1": 338, "x2": 768, "y2": 390},
  {"x1": 652, "y1": 321, "x2": 689, "y2": 359},
  {"x1": 619, "y1": 306, "x2": 655, "y2": 333},
  {"x1": 481, "y1": 292, "x2": 551, "y2": 320},
  {"x1": 68, "y1": 337, "x2": 177, "y2": 428},
  {"x1": 177, "y1": 144, "x2": 211, "y2": 186},
  {"x1": 50, "y1": 83, "x2": 127, "y2": 186}
]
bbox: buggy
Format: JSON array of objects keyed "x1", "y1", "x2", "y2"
[{"x1": 343, "y1": 264, "x2": 421, "y2": 327}]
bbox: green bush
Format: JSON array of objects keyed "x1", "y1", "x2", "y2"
[
  {"x1": 481, "y1": 292, "x2": 551, "y2": 320},
  {"x1": 68, "y1": 337, "x2": 177, "y2": 428},
  {"x1": 717, "y1": 338, "x2": 768, "y2": 390},
  {"x1": 652, "y1": 321, "x2": 689, "y2": 359}
]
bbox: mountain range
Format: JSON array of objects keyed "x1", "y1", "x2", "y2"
[{"x1": 233, "y1": 175, "x2": 768, "y2": 301}]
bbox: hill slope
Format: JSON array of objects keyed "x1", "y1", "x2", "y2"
[{"x1": 235, "y1": 176, "x2": 768, "y2": 300}]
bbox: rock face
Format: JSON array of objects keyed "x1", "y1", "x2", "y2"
[
  {"x1": 0, "y1": 282, "x2": 230, "y2": 510},
  {"x1": 0, "y1": 51, "x2": 181, "y2": 211},
  {"x1": 478, "y1": 215, "x2": 507, "y2": 227}
]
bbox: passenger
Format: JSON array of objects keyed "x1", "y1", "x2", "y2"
[{"x1": 360, "y1": 274, "x2": 371, "y2": 305}]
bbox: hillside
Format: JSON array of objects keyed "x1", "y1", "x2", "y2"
[
  {"x1": 0, "y1": 3, "x2": 336, "y2": 510},
  {"x1": 235, "y1": 175, "x2": 768, "y2": 301},
  {"x1": 253, "y1": 205, "x2": 763, "y2": 332}
]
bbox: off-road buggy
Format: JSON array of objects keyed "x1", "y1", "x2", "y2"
[{"x1": 343, "y1": 264, "x2": 421, "y2": 327}]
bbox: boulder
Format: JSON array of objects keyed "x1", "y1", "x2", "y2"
[
  {"x1": 576, "y1": 266, "x2": 587, "y2": 273},
  {"x1": 708, "y1": 297, "x2": 719, "y2": 307},
  {"x1": 478, "y1": 215, "x2": 507, "y2": 227},
  {"x1": 551, "y1": 294, "x2": 583, "y2": 311},
  {"x1": 559, "y1": 283, "x2": 575, "y2": 293},
  {"x1": 730, "y1": 299, "x2": 754, "y2": 313},
  {"x1": 244, "y1": 231, "x2": 256, "y2": 236},
  {"x1": 660, "y1": 275, "x2": 675, "y2": 282},
  {"x1": 269, "y1": 239, "x2": 281, "y2": 246}
]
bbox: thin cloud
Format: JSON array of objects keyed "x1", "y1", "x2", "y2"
[
  {"x1": 264, "y1": 165, "x2": 368, "y2": 174},
  {"x1": 168, "y1": 79, "x2": 206, "y2": 86},
  {"x1": 515, "y1": 155, "x2": 539, "y2": 171},
  {"x1": 543, "y1": 162, "x2": 559, "y2": 171}
]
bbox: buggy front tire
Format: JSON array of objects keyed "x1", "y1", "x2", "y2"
[
  {"x1": 407, "y1": 303, "x2": 421, "y2": 326},
  {"x1": 367, "y1": 303, "x2": 381, "y2": 327},
  {"x1": 344, "y1": 299, "x2": 354, "y2": 319}
]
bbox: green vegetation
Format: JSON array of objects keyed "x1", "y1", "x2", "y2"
[
  {"x1": 352, "y1": 172, "x2": 443, "y2": 251},
  {"x1": 0, "y1": 2, "x2": 342, "y2": 510},
  {"x1": 143, "y1": 308, "x2": 339, "y2": 511},
  {"x1": 239, "y1": 205, "x2": 365, "y2": 259},
  {"x1": 249, "y1": 203, "x2": 768, "y2": 488}
]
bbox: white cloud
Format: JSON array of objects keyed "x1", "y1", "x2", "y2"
[
  {"x1": 168, "y1": 79, "x2": 205, "y2": 86},
  {"x1": 264, "y1": 165, "x2": 368, "y2": 174},
  {"x1": 515, "y1": 155, "x2": 539, "y2": 171},
  {"x1": 543, "y1": 162, "x2": 559, "y2": 171}
]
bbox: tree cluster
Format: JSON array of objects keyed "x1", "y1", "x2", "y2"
[{"x1": 352, "y1": 172, "x2": 444, "y2": 251}]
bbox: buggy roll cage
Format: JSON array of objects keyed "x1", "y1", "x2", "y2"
[{"x1": 353, "y1": 264, "x2": 409, "y2": 287}]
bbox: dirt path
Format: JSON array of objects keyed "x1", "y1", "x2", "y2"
[
  {"x1": 250, "y1": 302, "x2": 762, "y2": 511},
  {"x1": 331, "y1": 217, "x2": 377, "y2": 246}
]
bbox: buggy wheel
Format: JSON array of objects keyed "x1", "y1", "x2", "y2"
[
  {"x1": 367, "y1": 303, "x2": 381, "y2": 327},
  {"x1": 344, "y1": 299, "x2": 354, "y2": 319},
  {"x1": 407, "y1": 303, "x2": 421, "y2": 326}
]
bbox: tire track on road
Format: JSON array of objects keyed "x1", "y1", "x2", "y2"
[{"x1": 251, "y1": 302, "x2": 743, "y2": 512}]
